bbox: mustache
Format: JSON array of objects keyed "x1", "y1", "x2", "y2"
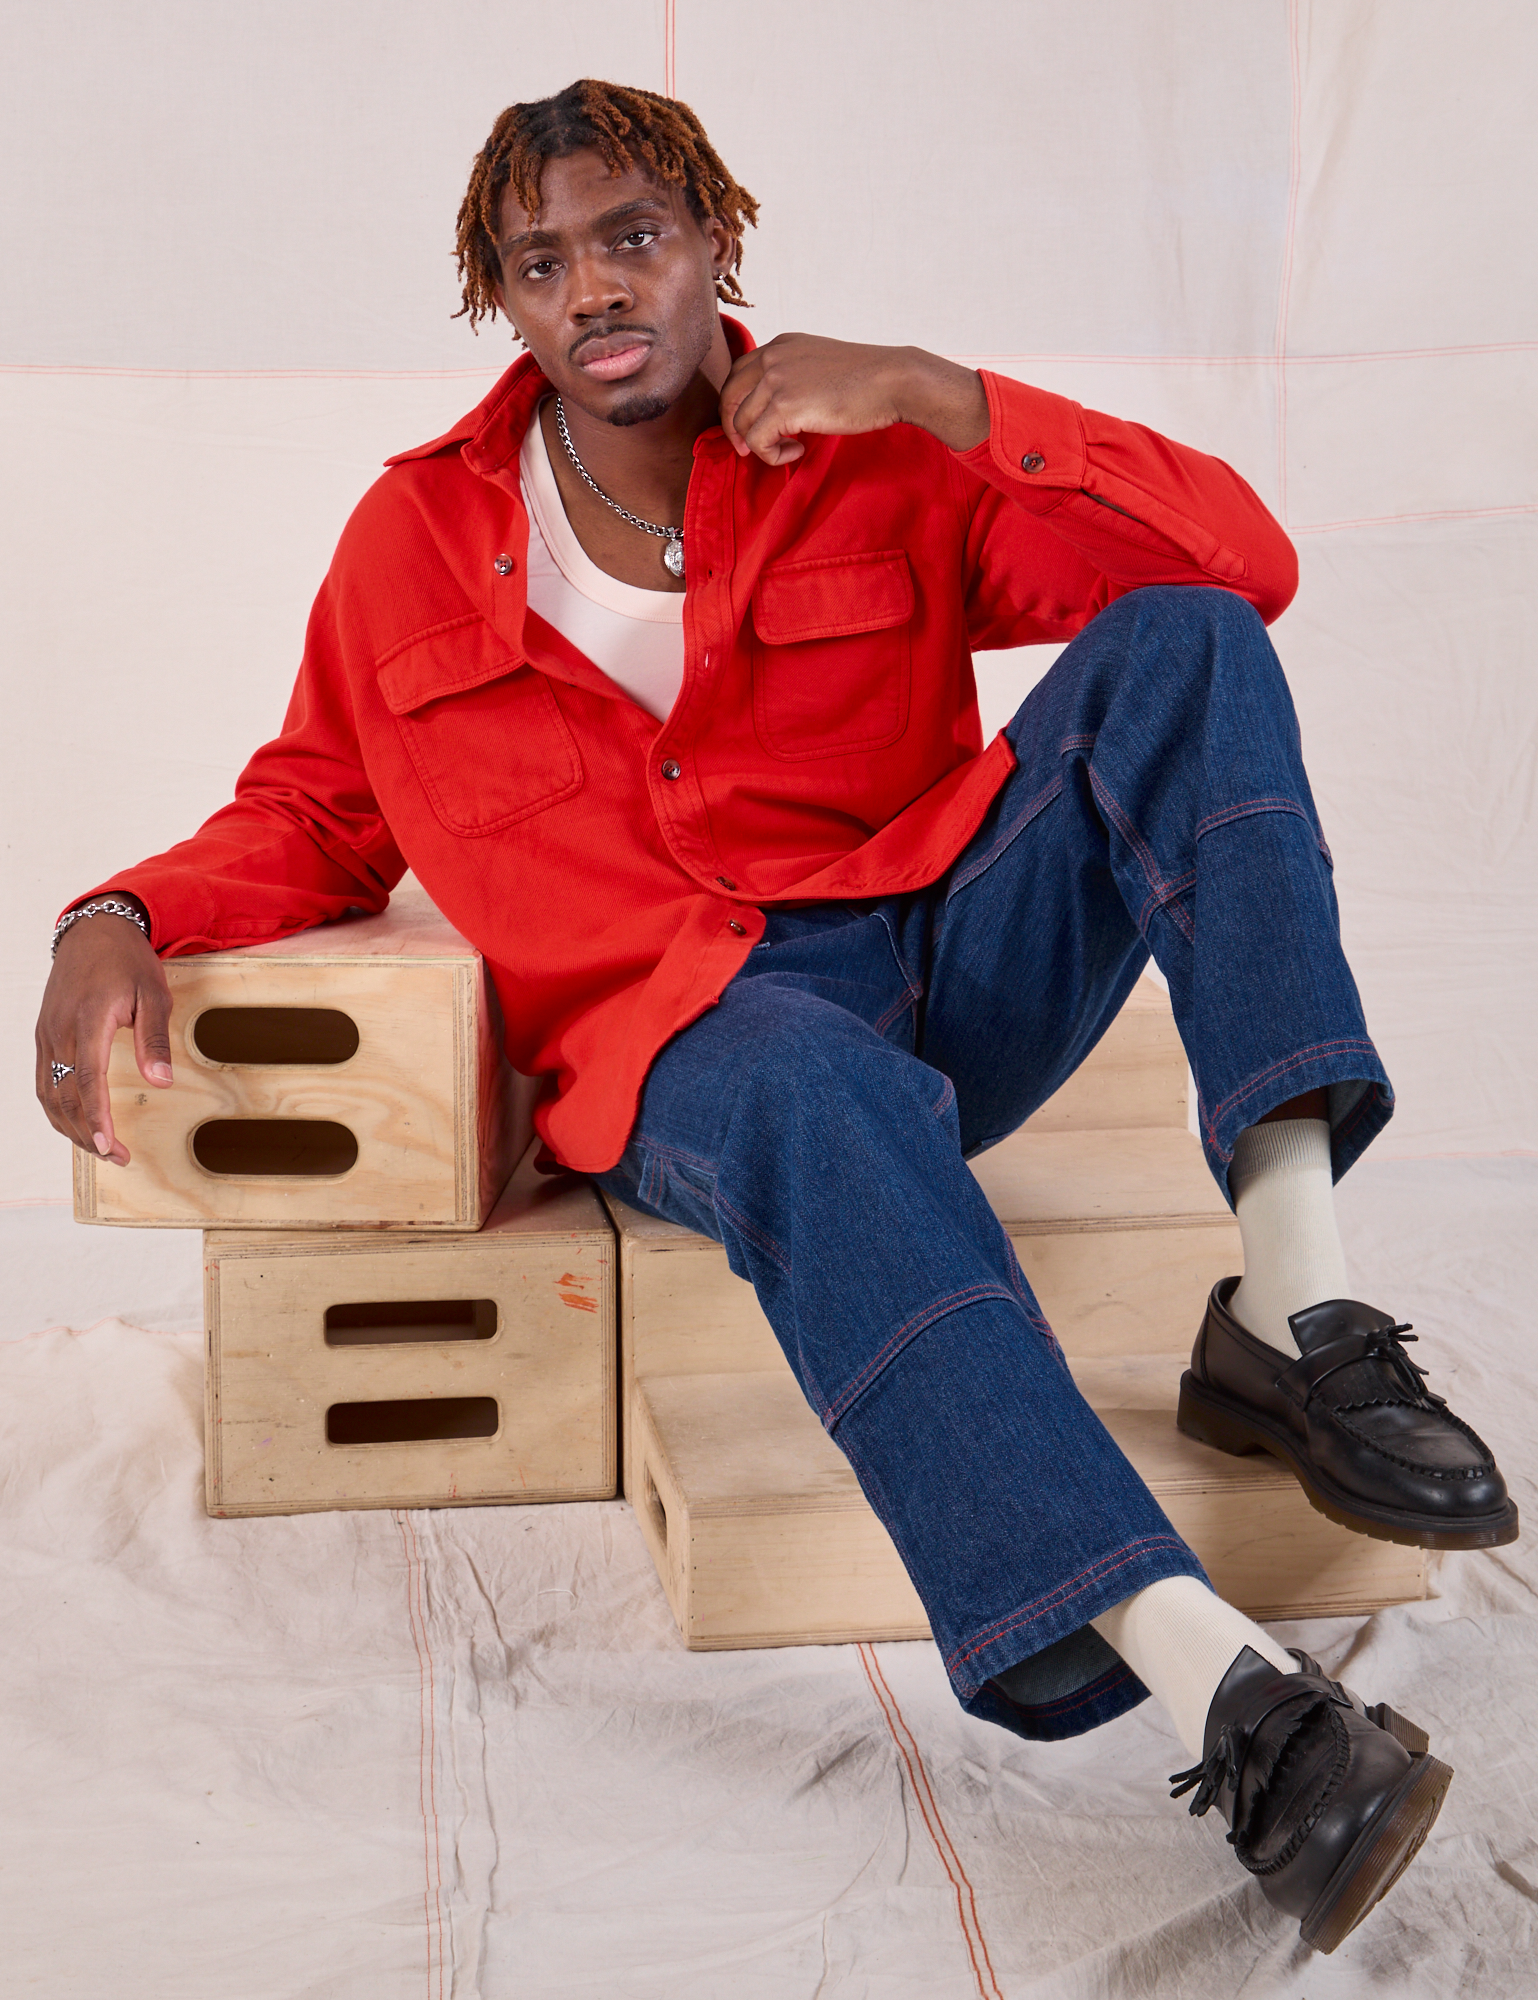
[{"x1": 568, "y1": 322, "x2": 660, "y2": 361}]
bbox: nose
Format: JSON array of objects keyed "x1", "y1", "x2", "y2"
[{"x1": 568, "y1": 254, "x2": 633, "y2": 321}]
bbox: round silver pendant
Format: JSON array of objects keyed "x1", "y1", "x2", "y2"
[{"x1": 663, "y1": 537, "x2": 685, "y2": 579}]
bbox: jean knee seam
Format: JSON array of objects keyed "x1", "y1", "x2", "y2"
[
  {"x1": 823, "y1": 1283, "x2": 1018, "y2": 1429},
  {"x1": 1088, "y1": 768, "x2": 1196, "y2": 943},
  {"x1": 1195, "y1": 795, "x2": 1332, "y2": 864}
]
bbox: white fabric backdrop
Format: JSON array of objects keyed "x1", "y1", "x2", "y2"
[
  {"x1": 2, "y1": 4, "x2": 1536, "y2": 1989},
  {"x1": 4, "y1": 0, "x2": 1535, "y2": 1228}
]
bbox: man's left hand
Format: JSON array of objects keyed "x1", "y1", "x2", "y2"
[{"x1": 718, "y1": 335, "x2": 990, "y2": 464}]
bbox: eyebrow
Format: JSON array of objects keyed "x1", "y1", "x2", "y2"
[{"x1": 497, "y1": 196, "x2": 671, "y2": 258}]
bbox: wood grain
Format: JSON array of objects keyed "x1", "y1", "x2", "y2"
[
  {"x1": 632, "y1": 1357, "x2": 1425, "y2": 1651},
  {"x1": 75, "y1": 889, "x2": 535, "y2": 1230},
  {"x1": 203, "y1": 1147, "x2": 616, "y2": 1515}
]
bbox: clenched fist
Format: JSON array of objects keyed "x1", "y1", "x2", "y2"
[{"x1": 718, "y1": 334, "x2": 990, "y2": 466}]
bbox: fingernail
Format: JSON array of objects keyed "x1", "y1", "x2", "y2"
[
  {"x1": 94, "y1": 1133, "x2": 111, "y2": 1156},
  {"x1": 150, "y1": 1063, "x2": 173, "y2": 1083}
]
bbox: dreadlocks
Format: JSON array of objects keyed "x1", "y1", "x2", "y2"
[{"x1": 454, "y1": 79, "x2": 759, "y2": 331}]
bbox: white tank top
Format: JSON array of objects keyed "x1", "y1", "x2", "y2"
[{"x1": 519, "y1": 405, "x2": 686, "y2": 722}]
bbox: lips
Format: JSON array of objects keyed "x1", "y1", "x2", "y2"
[{"x1": 575, "y1": 331, "x2": 654, "y2": 382}]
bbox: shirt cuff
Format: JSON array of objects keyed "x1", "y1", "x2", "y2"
[{"x1": 954, "y1": 371, "x2": 1089, "y2": 512}]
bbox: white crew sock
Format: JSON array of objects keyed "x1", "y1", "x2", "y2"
[
  {"x1": 1090, "y1": 1575, "x2": 1297, "y2": 1757},
  {"x1": 1225, "y1": 1117, "x2": 1350, "y2": 1361}
]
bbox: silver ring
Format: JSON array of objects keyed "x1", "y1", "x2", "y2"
[{"x1": 50, "y1": 1061, "x2": 74, "y2": 1087}]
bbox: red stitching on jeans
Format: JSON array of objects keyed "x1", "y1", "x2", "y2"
[
  {"x1": 1201, "y1": 1038, "x2": 1381, "y2": 1153},
  {"x1": 944, "y1": 1536, "x2": 1189, "y2": 1677},
  {"x1": 874, "y1": 980, "x2": 923, "y2": 1036},
  {"x1": 645, "y1": 1137, "x2": 718, "y2": 1178},
  {"x1": 1196, "y1": 795, "x2": 1331, "y2": 861},
  {"x1": 1196, "y1": 795, "x2": 1312, "y2": 839},
  {"x1": 713, "y1": 1189, "x2": 793, "y2": 1274},
  {"x1": 824, "y1": 1284, "x2": 1017, "y2": 1427},
  {"x1": 946, "y1": 774, "x2": 1062, "y2": 895},
  {"x1": 1088, "y1": 768, "x2": 1196, "y2": 942}
]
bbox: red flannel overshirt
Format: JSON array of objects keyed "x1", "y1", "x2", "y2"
[{"x1": 83, "y1": 320, "x2": 1297, "y2": 1172}]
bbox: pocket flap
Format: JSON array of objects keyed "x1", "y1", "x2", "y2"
[
  {"x1": 377, "y1": 616, "x2": 526, "y2": 715},
  {"x1": 753, "y1": 549, "x2": 914, "y2": 646}
]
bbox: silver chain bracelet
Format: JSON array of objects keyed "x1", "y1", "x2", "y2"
[{"x1": 51, "y1": 898, "x2": 151, "y2": 958}]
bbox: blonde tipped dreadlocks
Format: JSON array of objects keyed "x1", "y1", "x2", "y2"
[{"x1": 455, "y1": 79, "x2": 759, "y2": 330}]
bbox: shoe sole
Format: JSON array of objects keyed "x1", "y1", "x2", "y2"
[
  {"x1": 1176, "y1": 1371, "x2": 1521, "y2": 1550},
  {"x1": 1301, "y1": 1751, "x2": 1454, "y2": 1953}
]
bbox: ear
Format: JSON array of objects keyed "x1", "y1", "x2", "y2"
[{"x1": 702, "y1": 213, "x2": 737, "y2": 282}]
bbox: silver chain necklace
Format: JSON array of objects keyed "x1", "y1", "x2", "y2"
[{"x1": 553, "y1": 397, "x2": 685, "y2": 579}]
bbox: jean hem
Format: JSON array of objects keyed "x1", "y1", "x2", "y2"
[
  {"x1": 943, "y1": 1534, "x2": 1208, "y2": 1728},
  {"x1": 1199, "y1": 1044, "x2": 1394, "y2": 1197}
]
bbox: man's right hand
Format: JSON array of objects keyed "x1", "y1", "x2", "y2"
[{"x1": 35, "y1": 905, "x2": 173, "y2": 1166}]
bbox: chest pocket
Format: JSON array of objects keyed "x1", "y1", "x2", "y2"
[
  {"x1": 378, "y1": 615, "x2": 583, "y2": 837},
  {"x1": 751, "y1": 549, "x2": 913, "y2": 761}
]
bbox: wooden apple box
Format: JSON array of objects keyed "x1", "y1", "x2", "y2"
[
  {"x1": 74, "y1": 889, "x2": 535, "y2": 1231},
  {"x1": 629, "y1": 1359, "x2": 1426, "y2": 1651},
  {"x1": 604, "y1": 978, "x2": 1427, "y2": 1650},
  {"x1": 203, "y1": 1149, "x2": 616, "y2": 1516}
]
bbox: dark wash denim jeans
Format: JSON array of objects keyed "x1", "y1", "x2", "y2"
[{"x1": 597, "y1": 587, "x2": 1393, "y2": 1742}]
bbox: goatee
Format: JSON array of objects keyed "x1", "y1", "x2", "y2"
[{"x1": 606, "y1": 390, "x2": 675, "y2": 428}]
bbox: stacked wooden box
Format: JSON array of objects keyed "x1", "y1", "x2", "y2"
[
  {"x1": 603, "y1": 980, "x2": 1428, "y2": 1651},
  {"x1": 76, "y1": 891, "x2": 616, "y2": 1516}
]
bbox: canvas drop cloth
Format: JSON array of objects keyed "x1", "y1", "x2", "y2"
[
  {"x1": 3, "y1": 1156, "x2": 1535, "y2": 1999},
  {"x1": 3, "y1": 2, "x2": 1536, "y2": 1992}
]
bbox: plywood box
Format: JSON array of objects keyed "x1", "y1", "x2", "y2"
[
  {"x1": 632, "y1": 1358, "x2": 1426, "y2": 1652},
  {"x1": 75, "y1": 889, "x2": 535, "y2": 1230},
  {"x1": 203, "y1": 1149, "x2": 616, "y2": 1515}
]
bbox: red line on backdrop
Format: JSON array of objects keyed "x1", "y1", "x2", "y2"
[
  {"x1": 396, "y1": 1510, "x2": 448, "y2": 2000},
  {"x1": 665, "y1": 0, "x2": 676, "y2": 96},
  {"x1": 1275, "y1": 0, "x2": 1304, "y2": 526},
  {"x1": 1290, "y1": 500, "x2": 1538, "y2": 534},
  {"x1": 858, "y1": 1643, "x2": 1004, "y2": 2000},
  {"x1": 0, "y1": 363, "x2": 504, "y2": 381},
  {"x1": 954, "y1": 341, "x2": 1538, "y2": 369},
  {"x1": 9, "y1": 340, "x2": 1532, "y2": 386}
]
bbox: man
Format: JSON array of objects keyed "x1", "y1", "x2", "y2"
[{"x1": 36, "y1": 80, "x2": 1515, "y2": 1951}]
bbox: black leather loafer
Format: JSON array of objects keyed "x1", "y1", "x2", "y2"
[
  {"x1": 1178, "y1": 1278, "x2": 1518, "y2": 1549},
  {"x1": 1171, "y1": 1646, "x2": 1453, "y2": 1952}
]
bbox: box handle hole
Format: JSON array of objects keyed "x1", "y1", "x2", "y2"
[
  {"x1": 326, "y1": 1396, "x2": 499, "y2": 1445},
  {"x1": 325, "y1": 1299, "x2": 498, "y2": 1346},
  {"x1": 192, "y1": 1119, "x2": 359, "y2": 1178},
  {"x1": 192, "y1": 1007, "x2": 360, "y2": 1065}
]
